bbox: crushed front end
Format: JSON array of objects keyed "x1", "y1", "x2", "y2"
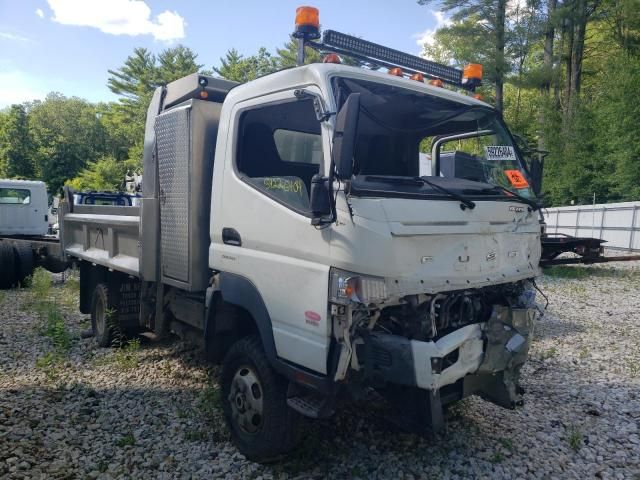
[{"x1": 330, "y1": 275, "x2": 537, "y2": 432}]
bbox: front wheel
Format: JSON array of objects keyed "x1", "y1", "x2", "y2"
[{"x1": 221, "y1": 336, "x2": 301, "y2": 462}]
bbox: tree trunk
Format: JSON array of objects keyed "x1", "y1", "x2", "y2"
[
  {"x1": 539, "y1": 0, "x2": 558, "y2": 152},
  {"x1": 570, "y1": 0, "x2": 587, "y2": 98},
  {"x1": 495, "y1": 0, "x2": 507, "y2": 112},
  {"x1": 542, "y1": 0, "x2": 558, "y2": 94},
  {"x1": 563, "y1": 13, "x2": 575, "y2": 120}
]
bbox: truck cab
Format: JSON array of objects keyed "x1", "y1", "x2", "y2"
[
  {"x1": 60, "y1": 10, "x2": 541, "y2": 462},
  {"x1": 0, "y1": 179, "x2": 49, "y2": 236}
]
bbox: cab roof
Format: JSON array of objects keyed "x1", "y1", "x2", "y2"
[{"x1": 226, "y1": 63, "x2": 490, "y2": 109}]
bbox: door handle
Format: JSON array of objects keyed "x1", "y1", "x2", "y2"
[{"x1": 222, "y1": 228, "x2": 242, "y2": 246}]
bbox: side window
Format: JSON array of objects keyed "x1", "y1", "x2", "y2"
[
  {"x1": 0, "y1": 188, "x2": 31, "y2": 205},
  {"x1": 236, "y1": 98, "x2": 322, "y2": 214},
  {"x1": 274, "y1": 129, "x2": 322, "y2": 165}
]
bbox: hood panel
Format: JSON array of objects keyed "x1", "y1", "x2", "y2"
[{"x1": 331, "y1": 196, "x2": 540, "y2": 295}]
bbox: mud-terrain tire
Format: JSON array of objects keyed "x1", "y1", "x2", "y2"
[
  {"x1": 0, "y1": 242, "x2": 17, "y2": 289},
  {"x1": 91, "y1": 283, "x2": 119, "y2": 347},
  {"x1": 13, "y1": 244, "x2": 34, "y2": 286},
  {"x1": 221, "y1": 336, "x2": 301, "y2": 462}
]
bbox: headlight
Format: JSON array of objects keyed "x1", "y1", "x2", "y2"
[{"x1": 329, "y1": 267, "x2": 387, "y2": 305}]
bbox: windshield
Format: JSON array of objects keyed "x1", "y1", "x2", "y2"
[{"x1": 332, "y1": 76, "x2": 535, "y2": 199}]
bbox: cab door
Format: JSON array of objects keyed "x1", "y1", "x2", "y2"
[{"x1": 211, "y1": 87, "x2": 333, "y2": 374}]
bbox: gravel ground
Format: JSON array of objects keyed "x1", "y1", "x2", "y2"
[{"x1": 1, "y1": 264, "x2": 639, "y2": 479}]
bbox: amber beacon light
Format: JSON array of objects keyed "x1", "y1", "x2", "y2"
[
  {"x1": 293, "y1": 6, "x2": 321, "y2": 65},
  {"x1": 462, "y1": 63, "x2": 483, "y2": 89},
  {"x1": 295, "y1": 6, "x2": 320, "y2": 36}
]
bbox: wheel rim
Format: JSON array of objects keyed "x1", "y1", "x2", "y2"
[
  {"x1": 95, "y1": 296, "x2": 105, "y2": 335},
  {"x1": 228, "y1": 365, "x2": 264, "y2": 434}
]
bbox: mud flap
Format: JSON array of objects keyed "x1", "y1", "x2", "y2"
[{"x1": 464, "y1": 306, "x2": 535, "y2": 408}]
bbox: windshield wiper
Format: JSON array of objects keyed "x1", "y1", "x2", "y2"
[
  {"x1": 416, "y1": 176, "x2": 476, "y2": 210},
  {"x1": 363, "y1": 175, "x2": 476, "y2": 210},
  {"x1": 470, "y1": 185, "x2": 541, "y2": 211}
]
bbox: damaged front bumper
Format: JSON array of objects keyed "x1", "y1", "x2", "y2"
[{"x1": 357, "y1": 305, "x2": 536, "y2": 429}]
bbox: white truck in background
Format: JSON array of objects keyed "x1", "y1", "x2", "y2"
[
  {"x1": 57, "y1": 7, "x2": 542, "y2": 461},
  {"x1": 0, "y1": 179, "x2": 68, "y2": 288}
]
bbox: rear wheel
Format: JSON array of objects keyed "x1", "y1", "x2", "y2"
[
  {"x1": 91, "y1": 283, "x2": 118, "y2": 347},
  {"x1": 0, "y1": 242, "x2": 16, "y2": 289},
  {"x1": 221, "y1": 336, "x2": 301, "y2": 462},
  {"x1": 13, "y1": 244, "x2": 34, "y2": 286}
]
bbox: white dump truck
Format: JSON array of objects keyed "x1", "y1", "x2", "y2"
[{"x1": 58, "y1": 7, "x2": 542, "y2": 461}]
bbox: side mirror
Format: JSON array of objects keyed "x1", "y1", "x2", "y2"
[
  {"x1": 529, "y1": 156, "x2": 544, "y2": 197},
  {"x1": 332, "y1": 93, "x2": 360, "y2": 180},
  {"x1": 309, "y1": 174, "x2": 332, "y2": 226}
]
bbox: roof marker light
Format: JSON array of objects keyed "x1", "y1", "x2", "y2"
[
  {"x1": 410, "y1": 72, "x2": 424, "y2": 82},
  {"x1": 323, "y1": 53, "x2": 341, "y2": 64},
  {"x1": 388, "y1": 67, "x2": 403, "y2": 77},
  {"x1": 429, "y1": 78, "x2": 444, "y2": 87}
]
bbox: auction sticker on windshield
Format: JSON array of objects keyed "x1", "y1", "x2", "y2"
[{"x1": 484, "y1": 146, "x2": 517, "y2": 161}]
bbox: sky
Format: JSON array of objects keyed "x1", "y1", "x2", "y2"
[{"x1": 0, "y1": 0, "x2": 448, "y2": 108}]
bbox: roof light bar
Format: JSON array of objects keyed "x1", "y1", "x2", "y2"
[{"x1": 314, "y1": 30, "x2": 468, "y2": 89}]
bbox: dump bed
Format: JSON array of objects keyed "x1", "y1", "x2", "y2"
[{"x1": 61, "y1": 204, "x2": 141, "y2": 276}]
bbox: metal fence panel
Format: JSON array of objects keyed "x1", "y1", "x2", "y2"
[{"x1": 544, "y1": 201, "x2": 640, "y2": 251}]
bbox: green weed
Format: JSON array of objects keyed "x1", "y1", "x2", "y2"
[
  {"x1": 114, "y1": 338, "x2": 141, "y2": 369},
  {"x1": 540, "y1": 347, "x2": 558, "y2": 360},
  {"x1": 44, "y1": 305, "x2": 73, "y2": 352},
  {"x1": 490, "y1": 451, "x2": 505, "y2": 463},
  {"x1": 116, "y1": 432, "x2": 135, "y2": 447},
  {"x1": 30, "y1": 267, "x2": 52, "y2": 301},
  {"x1": 196, "y1": 383, "x2": 222, "y2": 421},
  {"x1": 184, "y1": 429, "x2": 208, "y2": 442},
  {"x1": 35, "y1": 351, "x2": 64, "y2": 380},
  {"x1": 499, "y1": 437, "x2": 514, "y2": 451},
  {"x1": 567, "y1": 426, "x2": 583, "y2": 451},
  {"x1": 60, "y1": 273, "x2": 80, "y2": 310}
]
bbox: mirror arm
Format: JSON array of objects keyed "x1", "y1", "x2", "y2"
[{"x1": 293, "y1": 89, "x2": 335, "y2": 122}]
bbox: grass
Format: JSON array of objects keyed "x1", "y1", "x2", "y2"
[
  {"x1": 113, "y1": 338, "x2": 141, "y2": 369},
  {"x1": 567, "y1": 426, "x2": 583, "y2": 452},
  {"x1": 544, "y1": 265, "x2": 640, "y2": 280},
  {"x1": 30, "y1": 267, "x2": 52, "y2": 301},
  {"x1": 35, "y1": 351, "x2": 64, "y2": 381},
  {"x1": 499, "y1": 437, "x2": 514, "y2": 451},
  {"x1": 27, "y1": 268, "x2": 75, "y2": 381},
  {"x1": 116, "y1": 432, "x2": 135, "y2": 448},
  {"x1": 44, "y1": 305, "x2": 73, "y2": 352},
  {"x1": 60, "y1": 272, "x2": 80, "y2": 310},
  {"x1": 196, "y1": 383, "x2": 222, "y2": 421},
  {"x1": 539, "y1": 346, "x2": 558, "y2": 360},
  {"x1": 184, "y1": 429, "x2": 208, "y2": 442},
  {"x1": 490, "y1": 451, "x2": 505, "y2": 464}
]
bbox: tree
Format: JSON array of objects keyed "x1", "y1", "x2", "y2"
[
  {"x1": 419, "y1": 0, "x2": 511, "y2": 111},
  {"x1": 107, "y1": 45, "x2": 205, "y2": 165},
  {"x1": 214, "y1": 48, "x2": 279, "y2": 83},
  {"x1": 0, "y1": 104, "x2": 35, "y2": 178},
  {"x1": 29, "y1": 93, "x2": 108, "y2": 194},
  {"x1": 66, "y1": 156, "x2": 138, "y2": 192},
  {"x1": 275, "y1": 38, "x2": 323, "y2": 68}
]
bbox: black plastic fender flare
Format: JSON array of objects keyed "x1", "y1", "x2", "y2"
[
  {"x1": 215, "y1": 272, "x2": 279, "y2": 363},
  {"x1": 207, "y1": 272, "x2": 333, "y2": 394}
]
